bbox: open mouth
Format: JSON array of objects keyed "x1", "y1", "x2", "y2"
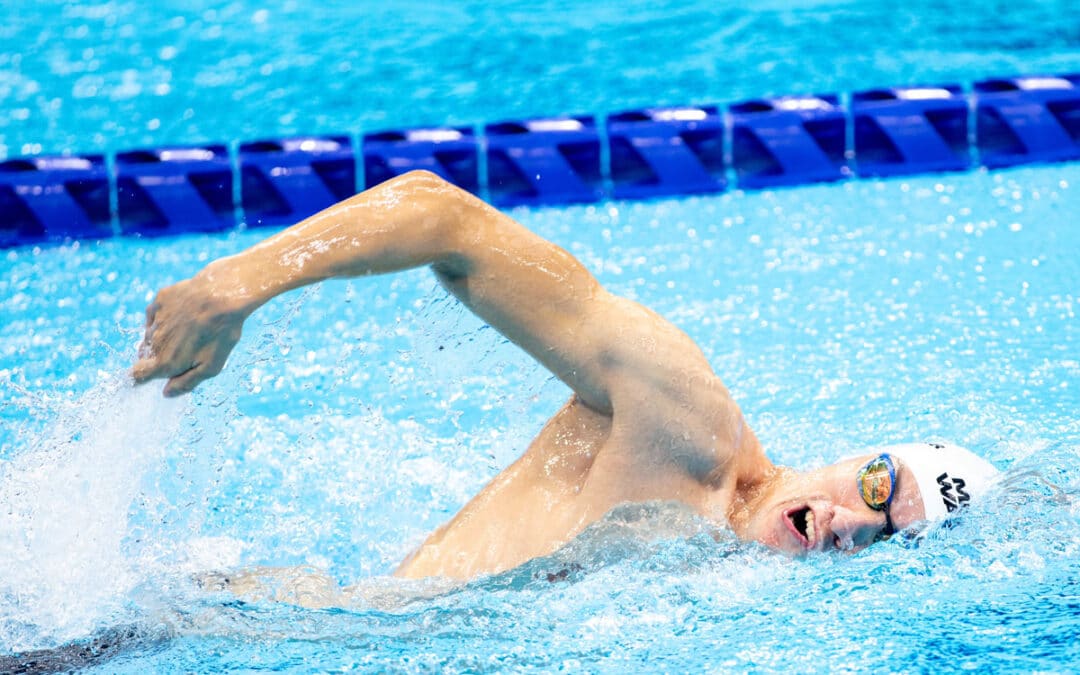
[{"x1": 784, "y1": 506, "x2": 816, "y2": 549}]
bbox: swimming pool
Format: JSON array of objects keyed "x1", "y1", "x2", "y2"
[{"x1": 3, "y1": 0, "x2": 1080, "y2": 672}]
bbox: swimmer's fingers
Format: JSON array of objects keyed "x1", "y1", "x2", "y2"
[
  {"x1": 132, "y1": 350, "x2": 194, "y2": 385},
  {"x1": 136, "y1": 302, "x2": 160, "y2": 359},
  {"x1": 162, "y1": 364, "x2": 206, "y2": 398},
  {"x1": 132, "y1": 274, "x2": 248, "y2": 395},
  {"x1": 160, "y1": 356, "x2": 224, "y2": 397},
  {"x1": 144, "y1": 300, "x2": 159, "y2": 331},
  {"x1": 132, "y1": 344, "x2": 195, "y2": 390},
  {"x1": 132, "y1": 314, "x2": 187, "y2": 384},
  {"x1": 132, "y1": 321, "x2": 202, "y2": 390},
  {"x1": 162, "y1": 350, "x2": 229, "y2": 398},
  {"x1": 131, "y1": 355, "x2": 168, "y2": 384}
]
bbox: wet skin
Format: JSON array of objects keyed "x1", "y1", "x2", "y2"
[
  {"x1": 738, "y1": 454, "x2": 927, "y2": 556},
  {"x1": 133, "y1": 171, "x2": 923, "y2": 580}
]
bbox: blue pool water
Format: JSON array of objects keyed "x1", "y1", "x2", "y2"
[{"x1": 3, "y1": 0, "x2": 1080, "y2": 672}]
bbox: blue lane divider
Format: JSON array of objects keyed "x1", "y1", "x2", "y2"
[
  {"x1": 852, "y1": 85, "x2": 971, "y2": 176},
  {"x1": 975, "y1": 75, "x2": 1080, "y2": 168},
  {"x1": 116, "y1": 145, "x2": 234, "y2": 236},
  {"x1": 485, "y1": 116, "x2": 604, "y2": 207},
  {"x1": 0, "y1": 155, "x2": 111, "y2": 247},
  {"x1": 730, "y1": 95, "x2": 849, "y2": 188},
  {"x1": 363, "y1": 127, "x2": 479, "y2": 194},
  {"x1": 3, "y1": 72, "x2": 1080, "y2": 248},
  {"x1": 607, "y1": 106, "x2": 725, "y2": 199},
  {"x1": 240, "y1": 136, "x2": 356, "y2": 228}
]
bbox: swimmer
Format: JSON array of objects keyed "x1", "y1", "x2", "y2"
[{"x1": 132, "y1": 170, "x2": 999, "y2": 580}]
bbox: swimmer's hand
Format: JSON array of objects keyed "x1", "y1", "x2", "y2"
[{"x1": 132, "y1": 261, "x2": 254, "y2": 397}]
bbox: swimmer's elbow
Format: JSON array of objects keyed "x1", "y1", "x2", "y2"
[
  {"x1": 395, "y1": 168, "x2": 451, "y2": 191},
  {"x1": 348, "y1": 169, "x2": 477, "y2": 278},
  {"x1": 395, "y1": 170, "x2": 478, "y2": 213}
]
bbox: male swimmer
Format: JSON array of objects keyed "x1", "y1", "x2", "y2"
[{"x1": 132, "y1": 170, "x2": 998, "y2": 581}]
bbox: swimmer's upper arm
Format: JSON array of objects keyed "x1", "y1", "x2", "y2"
[
  {"x1": 434, "y1": 190, "x2": 748, "y2": 471},
  {"x1": 134, "y1": 166, "x2": 743, "y2": 454},
  {"x1": 592, "y1": 296, "x2": 754, "y2": 477},
  {"x1": 431, "y1": 193, "x2": 620, "y2": 412}
]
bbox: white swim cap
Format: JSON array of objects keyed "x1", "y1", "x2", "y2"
[{"x1": 881, "y1": 442, "x2": 1000, "y2": 522}]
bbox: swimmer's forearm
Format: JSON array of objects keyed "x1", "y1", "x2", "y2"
[
  {"x1": 204, "y1": 171, "x2": 477, "y2": 314},
  {"x1": 136, "y1": 169, "x2": 609, "y2": 399}
]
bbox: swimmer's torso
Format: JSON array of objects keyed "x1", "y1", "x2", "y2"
[
  {"x1": 133, "y1": 171, "x2": 778, "y2": 580},
  {"x1": 394, "y1": 396, "x2": 742, "y2": 580}
]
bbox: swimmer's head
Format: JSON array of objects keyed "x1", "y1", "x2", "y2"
[{"x1": 737, "y1": 442, "x2": 1000, "y2": 555}]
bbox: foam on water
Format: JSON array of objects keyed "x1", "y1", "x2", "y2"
[
  {"x1": 1, "y1": 166, "x2": 1079, "y2": 671},
  {"x1": 3, "y1": 0, "x2": 1080, "y2": 669},
  {"x1": 43, "y1": 455, "x2": 1071, "y2": 673},
  {"x1": 0, "y1": 371, "x2": 186, "y2": 651},
  {"x1": 0, "y1": 148, "x2": 1078, "y2": 674}
]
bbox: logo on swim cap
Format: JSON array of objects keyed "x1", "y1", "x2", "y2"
[
  {"x1": 866, "y1": 442, "x2": 999, "y2": 524},
  {"x1": 935, "y1": 472, "x2": 970, "y2": 513}
]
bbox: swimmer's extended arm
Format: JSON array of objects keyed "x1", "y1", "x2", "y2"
[
  {"x1": 133, "y1": 170, "x2": 752, "y2": 477},
  {"x1": 135, "y1": 170, "x2": 616, "y2": 400}
]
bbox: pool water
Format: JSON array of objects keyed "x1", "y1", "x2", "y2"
[
  {"x1": 3, "y1": 0, "x2": 1080, "y2": 672},
  {"x1": 3, "y1": 0, "x2": 1080, "y2": 157}
]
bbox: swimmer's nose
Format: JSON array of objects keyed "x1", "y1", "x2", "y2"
[{"x1": 829, "y1": 506, "x2": 886, "y2": 552}]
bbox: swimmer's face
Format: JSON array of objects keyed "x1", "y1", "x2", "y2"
[{"x1": 740, "y1": 454, "x2": 927, "y2": 555}]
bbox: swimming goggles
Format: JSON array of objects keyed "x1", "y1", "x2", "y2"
[{"x1": 856, "y1": 453, "x2": 897, "y2": 542}]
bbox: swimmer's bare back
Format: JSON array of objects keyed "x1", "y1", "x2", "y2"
[{"x1": 134, "y1": 170, "x2": 776, "y2": 580}]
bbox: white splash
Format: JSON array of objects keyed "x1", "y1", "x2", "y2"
[{"x1": 0, "y1": 371, "x2": 187, "y2": 652}]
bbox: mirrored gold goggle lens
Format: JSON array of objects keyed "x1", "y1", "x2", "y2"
[{"x1": 858, "y1": 458, "x2": 894, "y2": 510}]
